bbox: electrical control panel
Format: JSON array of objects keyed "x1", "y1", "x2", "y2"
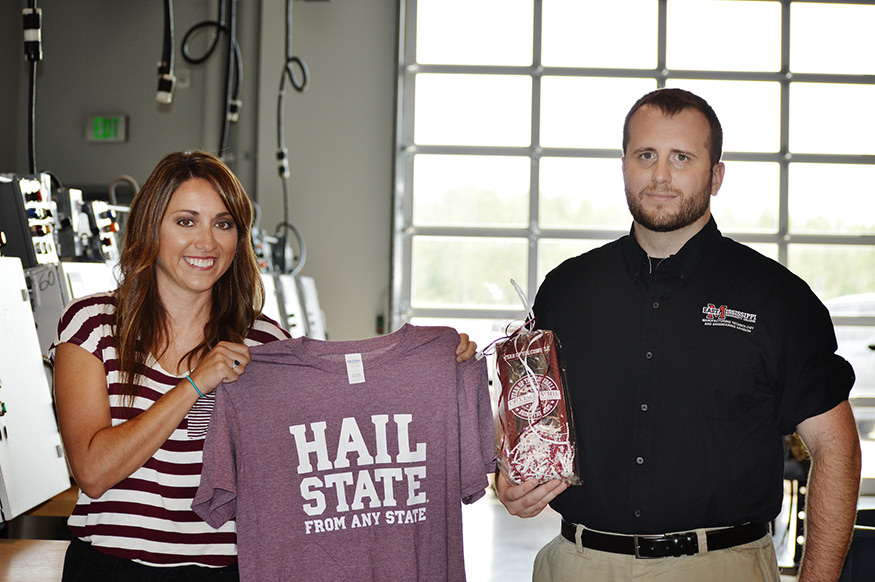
[
  {"x1": 0, "y1": 257, "x2": 71, "y2": 521},
  {"x1": 85, "y1": 200, "x2": 122, "y2": 262},
  {"x1": 0, "y1": 174, "x2": 59, "y2": 268},
  {"x1": 52, "y1": 186, "x2": 85, "y2": 258},
  {"x1": 53, "y1": 188, "x2": 122, "y2": 262},
  {"x1": 251, "y1": 224, "x2": 277, "y2": 272}
]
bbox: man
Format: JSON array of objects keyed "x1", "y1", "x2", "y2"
[{"x1": 496, "y1": 88, "x2": 861, "y2": 582}]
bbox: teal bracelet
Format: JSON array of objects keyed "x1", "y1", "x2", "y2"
[{"x1": 185, "y1": 374, "x2": 205, "y2": 398}]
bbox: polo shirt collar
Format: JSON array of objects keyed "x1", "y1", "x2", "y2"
[{"x1": 622, "y1": 216, "x2": 722, "y2": 281}]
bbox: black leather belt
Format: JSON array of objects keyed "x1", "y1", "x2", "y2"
[{"x1": 560, "y1": 519, "x2": 769, "y2": 559}]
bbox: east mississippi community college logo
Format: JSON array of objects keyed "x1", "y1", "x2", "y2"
[{"x1": 702, "y1": 303, "x2": 757, "y2": 333}]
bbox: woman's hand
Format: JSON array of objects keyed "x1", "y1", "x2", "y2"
[
  {"x1": 455, "y1": 333, "x2": 477, "y2": 362},
  {"x1": 186, "y1": 342, "x2": 251, "y2": 396}
]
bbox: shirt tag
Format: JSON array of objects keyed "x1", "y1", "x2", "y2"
[{"x1": 345, "y1": 353, "x2": 365, "y2": 385}]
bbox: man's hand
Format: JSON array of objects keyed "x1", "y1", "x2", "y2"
[{"x1": 495, "y1": 470, "x2": 568, "y2": 518}]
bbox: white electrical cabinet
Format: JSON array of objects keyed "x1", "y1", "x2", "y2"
[
  {"x1": 28, "y1": 261, "x2": 119, "y2": 359},
  {"x1": 259, "y1": 273, "x2": 320, "y2": 339},
  {"x1": 259, "y1": 272, "x2": 284, "y2": 329},
  {"x1": 0, "y1": 257, "x2": 70, "y2": 521},
  {"x1": 298, "y1": 276, "x2": 327, "y2": 340},
  {"x1": 276, "y1": 274, "x2": 309, "y2": 339},
  {"x1": 27, "y1": 263, "x2": 68, "y2": 359},
  {"x1": 61, "y1": 260, "x2": 118, "y2": 300}
]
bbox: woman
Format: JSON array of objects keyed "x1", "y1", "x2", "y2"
[{"x1": 50, "y1": 151, "x2": 476, "y2": 580}]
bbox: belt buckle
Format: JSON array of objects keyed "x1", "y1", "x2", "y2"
[
  {"x1": 633, "y1": 535, "x2": 662, "y2": 559},
  {"x1": 633, "y1": 532, "x2": 699, "y2": 559}
]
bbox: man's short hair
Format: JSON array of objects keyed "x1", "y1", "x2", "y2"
[{"x1": 622, "y1": 88, "x2": 723, "y2": 167}]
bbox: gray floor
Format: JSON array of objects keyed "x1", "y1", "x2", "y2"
[{"x1": 462, "y1": 491, "x2": 558, "y2": 581}]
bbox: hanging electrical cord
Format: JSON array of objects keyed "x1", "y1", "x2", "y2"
[
  {"x1": 156, "y1": 0, "x2": 176, "y2": 104},
  {"x1": 108, "y1": 175, "x2": 139, "y2": 240},
  {"x1": 274, "y1": 0, "x2": 310, "y2": 276},
  {"x1": 274, "y1": 220, "x2": 307, "y2": 276},
  {"x1": 23, "y1": 1, "x2": 42, "y2": 174},
  {"x1": 181, "y1": 0, "x2": 242, "y2": 157}
]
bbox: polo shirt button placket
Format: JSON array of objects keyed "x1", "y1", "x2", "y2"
[{"x1": 640, "y1": 306, "x2": 655, "y2": 529}]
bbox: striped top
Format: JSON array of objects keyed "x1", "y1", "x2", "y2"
[{"x1": 49, "y1": 292, "x2": 291, "y2": 567}]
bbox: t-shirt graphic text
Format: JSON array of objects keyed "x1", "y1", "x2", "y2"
[{"x1": 289, "y1": 413, "x2": 429, "y2": 534}]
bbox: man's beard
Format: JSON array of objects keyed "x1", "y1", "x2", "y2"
[{"x1": 625, "y1": 176, "x2": 712, "y2": 233}]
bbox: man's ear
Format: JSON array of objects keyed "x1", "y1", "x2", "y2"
[{"x1": 710, "y1": 161, "x2": 725, "y2": 196}]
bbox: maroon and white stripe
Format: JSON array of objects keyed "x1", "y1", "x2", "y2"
[{"x1": 50, "y1": 292, "x2": 290, "y2": 567}]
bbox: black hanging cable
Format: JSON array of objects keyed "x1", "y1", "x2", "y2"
[
  {"x1": 223, "y1": 3, "x2": 243, "y2": 137},
  {"x1": 274, "y1": 0, "x2": 310, "y2": 275},
  {"x1": 218, "y1": 0, "x2": 240, "y2": 157},
  {"x1": 156, "y1": 0, "x2": 176, "y2": 104},
  {"x1": 180, "y1": 0, "x2": 224, "y2": 65},
  {"x1": 181, "y1": 0, "x2": 242, "y2": 158},
  {"x1": 23, "y1": 0, "x2": 42, "y2": 175},
  {"x1": 27, "y1": 62, "x2": 37, "y2": 174}
]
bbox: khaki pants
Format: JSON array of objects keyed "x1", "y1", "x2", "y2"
[{"x1": 532, "y1": 531, "x2": 780, "y2": 582}]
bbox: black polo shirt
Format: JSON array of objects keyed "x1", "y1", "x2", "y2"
[{"x1": 533, "y1": 217, "x2": 854, "y2": 534}]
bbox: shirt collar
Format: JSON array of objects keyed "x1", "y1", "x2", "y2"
[{"x1": 622, "y1": 216, "x2": 722, "y2": 281}]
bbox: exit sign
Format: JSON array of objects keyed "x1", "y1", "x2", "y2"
[{"x1": 86, "y1": 115, "x2": 128, "y2": 143}]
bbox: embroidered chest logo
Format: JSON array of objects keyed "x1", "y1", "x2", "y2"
[{"x1": 702, "y1": 303, "x2": 757, "y2": 333}]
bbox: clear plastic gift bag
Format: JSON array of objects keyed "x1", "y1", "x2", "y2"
[{"x1": 492, "y1": 281, "x2": 580, "y2": 486}]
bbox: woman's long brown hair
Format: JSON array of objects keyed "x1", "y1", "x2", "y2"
[{"x1": 114, "y1": 151, "x2": 264, "y2": 403}]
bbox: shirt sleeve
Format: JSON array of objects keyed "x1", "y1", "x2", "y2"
[
  {"x1": 246, "y1": 314, "x2": 292, "y2": 346},
  {"x1": 776, "y1": 289, "x2": 856, "y2": 434},
  {"x1": 47, "y1": 294, "x2": 114, "y2": 366},
  {"x1": 457, "y1": 355, "x2": 494, "y2": 504},
  {"x1": 192, "y1": 385, "x2": 241, "y2": 528},
  {"x1": 533, "y1": 271, "x2": 556, "y2": 332}
]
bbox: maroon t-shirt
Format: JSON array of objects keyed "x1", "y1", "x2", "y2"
[{"x1": 193, "y1": 324, "x2": 494, "y2": 581}]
